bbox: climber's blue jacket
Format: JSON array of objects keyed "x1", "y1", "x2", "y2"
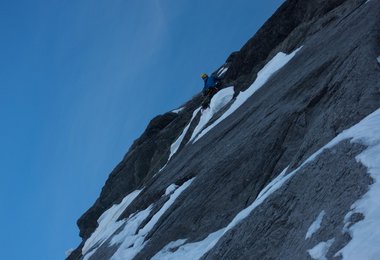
[{"x1": 203, "y1": 75, "x2": 220, "y2": 90}]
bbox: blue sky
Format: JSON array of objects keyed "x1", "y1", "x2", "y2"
[{"x1": 0, "y1": 1, "x2": 283, "y2": 259}]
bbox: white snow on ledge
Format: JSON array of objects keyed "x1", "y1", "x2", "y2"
[
  {"x1": 168, "y1": 107, "x2": 201, "y2": 161},
  {"x1": 165, "y1": 91, "x2": 233, "y2": 170},
  {"x1": 195, "y1": 46, "x2": 303, "y2": 142},
  {"x1": 165, "y1": 184, "x2": 179, "y2": 196},
  {"x1": 377, "y1": 56, "x2": 380, "y2": 64},
  {"x1": 110, "y1": 178, "x2": 195, "y2": 260},
  {"x1": 153, "y1": 108, "x2": 380, "y2": 260},
  {"x1": 306, "y1": 210, "x2": 326, "y2": 240},
  {"x1": 82, "y1": 179, "x2": 195, "y2": 260},
  {"x1": 82, "y1": 189, "x2": 142, "y2": 256},
  {"x1": 190, "y1": 87, "x2": 234, "y2": 143}
]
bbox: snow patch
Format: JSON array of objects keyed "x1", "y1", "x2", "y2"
[
  {"x1": 307, "y1": 239, "x2": 335, "y2": 260},
  {"x1": 81, "y1": 189, "x2": 142, "y2": 256},
  {"x1": 196, "y1": 47, "x2": 303, "y2": 141},
  {"x1": 168, "y1": 108, "x2": 201, "y2": 161},
  {"x1": 165, "y1": 184, "x2": 179, "y2": 196},
  {"x1": 306, "y1": 210, "x2": 326, "y2": 239},
  {"x1": 172, "y1": 107, "x2": 185, "y2": 114},
  {"x1": 377, "y1": 56, "x2": 380, "y2": 64},
  {"x1": 152, "y1": 230, "x2": 225, "y2": 260},
  {"x1": 190, "y1": 87, "x2": 234, "y2": 143},
  {"x1": 110, "y1": 178, "x2": 195, "y2": 260}
]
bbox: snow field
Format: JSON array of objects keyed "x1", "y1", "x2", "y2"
[{"x1": 195, "y1": 47, "x2": 303, "y2": 142}]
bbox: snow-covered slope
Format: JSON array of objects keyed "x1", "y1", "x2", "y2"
[{"x1": 68, "y1": 0, "x2": 380, "y2": 259}]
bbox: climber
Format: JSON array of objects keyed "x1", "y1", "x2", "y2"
[{"x1": 201, "y1": 73, "x2": 222, "y2": 110}]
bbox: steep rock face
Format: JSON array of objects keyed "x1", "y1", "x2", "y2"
[
  {"x1": 222, "y1": 0, "x2": 347, "y2": 90},
  {"x1": 77, "y1": 96, "x2": 203, "y2": 240},
  {"x1": 68, "y1": 0, "x2": 380, "y2": 259},
  {"x1": 202, "y1": 141, "x2": 371, "y2": 259}
]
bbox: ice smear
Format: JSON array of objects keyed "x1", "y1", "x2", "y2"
[
  {"x1": 168, "y1": 108, "x2": 201, "y2": 161},
  {"x1": 217, "y1": 66, "x2": 224, "y2": 75},
  {"x1": 307, "y1": 239, "x2": 335, "y2": 260},
  {"x1": 190, "y1": 87, "x2": 234, "y2": 143},
  {"x1": 81, "y1": 189, "x2": 142, "y2": 256},
  {"x1": 195, "y1": 47, "x2": 303, "y2": 142},
  {"x1": 217, "y1": 67, "x2": 228, "y2": 77},
  {"x1": 152, "y1": 239, "x2": 187, "y2": 259},
  {"x1": 172, "y1": 107, "x2": 185, "y2": 114},
  {"x1": 154, "y1": 108, "x2": 380, "y2": 259},
  {"x1": 110, "y1": 178, "x2": 195, "y2": 260},
  {"x1": 306, "y1": 210, "x2": 326, "y2": 239}
]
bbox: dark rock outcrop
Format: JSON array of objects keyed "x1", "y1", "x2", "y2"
[{"x1": 68, "y1": 0, "x2": 380, "y2": 259}]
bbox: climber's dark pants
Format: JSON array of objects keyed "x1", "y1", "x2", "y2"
[{"x1": 202, "y1": 87, "x2": 219, "y2": 109}]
